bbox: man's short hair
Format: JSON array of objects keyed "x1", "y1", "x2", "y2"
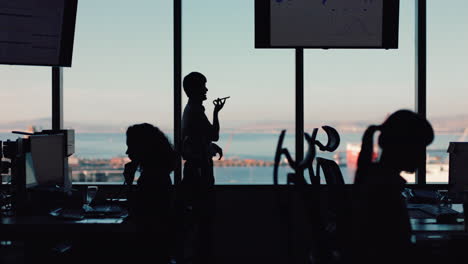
[{"x1": 183, "y1": 72, "x2": 206, "y2": 97}]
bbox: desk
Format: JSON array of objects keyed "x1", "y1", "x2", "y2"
[
  {"x1": 0, "y1": 214, "x2": 131, "y2": 241},
  {"x1": 408, "y1": 202, "x2": 468, "y2": 261},
  {"x1": 409, "y1": 203, "x2": 465, "y2": 233}
]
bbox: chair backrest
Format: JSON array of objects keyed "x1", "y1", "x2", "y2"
[
  {"x1": 273, "y1": 130, "x2": 286, "y2": 185},
  {"x1": 317, "y1": 157, "x2": 345, "y2": 185}
]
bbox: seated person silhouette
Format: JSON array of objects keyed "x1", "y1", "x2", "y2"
[
  {"x1": 179, "y1": 72, "x2": 226, "y2": 264},
  {"x1": 350, "y1": 110, "x2": 434, "y2": 263},
  {"x1": 123, "y1": 123, "x2": 176, "y2": 263}
]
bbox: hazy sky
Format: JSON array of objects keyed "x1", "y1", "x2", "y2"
[{"x1": 0, "y1": 0, "x2": 466, "y2": 132}]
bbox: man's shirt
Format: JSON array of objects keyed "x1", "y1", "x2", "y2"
[{"x1": 182, "y1": 100, "x2": 217, "y2": 165}]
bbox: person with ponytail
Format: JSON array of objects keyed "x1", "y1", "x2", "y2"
[
  {"x1": 355, "y1": 110, "x2": 434, "y2": 184},
  {"x1": 351, "y1": 110, "x2": 434, "y2": 263}
]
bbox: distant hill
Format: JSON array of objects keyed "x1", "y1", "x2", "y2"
[
  {"x1": 429, "y1": 115, "x2": 468, "y2": 133},
  {"x1": 223, "y1": 115, "x2": 468, "y2": 134},
  {"x1": 0, "y1": 118, "x2": 51, "y2": 133},
  {"x1": 1, "y1": 115, "x2": 468, "y2": 134},
  {"x1": 0, "y1": 118, "x2": 128, "y2": 133}
]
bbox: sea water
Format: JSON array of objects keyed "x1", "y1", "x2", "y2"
[{"x1": 0, "y1": 132, "x2": 459, "y2": 184}]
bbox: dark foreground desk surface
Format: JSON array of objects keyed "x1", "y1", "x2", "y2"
[
  {"x1": 0, "y1": 214, "x2": 131, "y2": 241},
  {"x1": 1, "y1": 203, "x2": 466, "y2": 234},
  {"x1": 0, "y1": 211, "x2": 139, "y2": 264}
]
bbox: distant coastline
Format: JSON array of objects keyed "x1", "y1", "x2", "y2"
[{"x1": 1, "y1": 114, "x2": 468, "y2": 134}]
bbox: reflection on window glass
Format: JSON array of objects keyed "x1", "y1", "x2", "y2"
[
  {"x1": 183, "y1": 0, "x2": 295, "y2": 184},
  {"x1": 64, "y1": 0, "x2": 173, "y2": 183},
  {"x1": 427, "y1": 0, "x2": 468, "y2": 183},
  {"x1": 304, "y1": 1, "x2": 415, "y2": 183}
]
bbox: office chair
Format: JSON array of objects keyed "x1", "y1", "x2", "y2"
[
  {"x1": 273, "y1": 126, "x2": 346, "y2": 263},
  {"x1": 273, "y1": 126, "x2": 341, "y2": 185},
  {"x1": 314, "y1": 157, "x2": 350, "y2": 263},
  {"x1": 272, "y1": 129, "x2": 316, "y2": 186},
  {"x1": 316, "y1": 157, "x2": 345, "y2": 185},
  {"x1": 272, "y1": 125, "x2": 344, "y2": 186}
]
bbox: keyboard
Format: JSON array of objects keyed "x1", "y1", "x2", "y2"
[
  {"x1": 419, "y1": 205, "x2": 460, "y2": 217},
  {"x1": 83, "y1": 204, "x2": 125, "y2": 217},
  {"x1": 50, "y1": 208, "x2": 85, "y2": 220},
  {"x1": 407, "y1": 204, "x2": 462, "y2": 219},
  {"x1": 408, "y1": 209, "x2": 433, "y2": 219},
  {"x1": 51, "y1": 205, "x2": 126, "y2": 219}
]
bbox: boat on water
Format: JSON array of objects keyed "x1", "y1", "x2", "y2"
[
  {"x1": 345, "y1": 143, "x2": 449, "y2": 183},
  {"x1": 345, "y1": 143, "x2": 378, "y2": 170}
]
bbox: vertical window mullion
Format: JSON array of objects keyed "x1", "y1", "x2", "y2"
[{"x1": 415, "y1": 0, "x2": 427, "y2": 184}]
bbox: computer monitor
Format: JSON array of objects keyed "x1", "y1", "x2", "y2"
[
  {"x1": 29, "y1": 134, "x2": 69, "y2": 188},
  {"x1": 0, "y1": 0, "x2": 78, "y2": 67},
  {"x1": 448, "y1": 142, "x2": 468, "y2": 195},
  {"x1": 255, "y1": 0, "x2": 400, "y2": 49}
]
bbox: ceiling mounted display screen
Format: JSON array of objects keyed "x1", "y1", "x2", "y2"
[
  {"x1": 0, "y1": 0, "x2": 78, "y2": 67},
  {"x1": 256, "y1": 0, "x2": 400, "y2": 49}
]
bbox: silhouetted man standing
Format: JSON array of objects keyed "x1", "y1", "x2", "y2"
[{"x1": 179, "y1": 72, "x2": 226, "y2": 264}]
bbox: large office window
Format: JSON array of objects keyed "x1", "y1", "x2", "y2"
[
  {"x1": 3, "y1": 2, "x2": 461, "y2": 186},
  {"x1": 64, "y1": 0, "x2": 173, "y2": 183},
  {"x1": 0, "y1": 67, "x2": 51, "y2": 183},
  {"x1": 304, "y1": 1, "x2": 416, "y2": 183},
  {"x1": 183, "y1": 0, "x2": 295, "y2": 184},
  {"x1": 426, "y1": 0, "x2": 468, "y2": 184}
]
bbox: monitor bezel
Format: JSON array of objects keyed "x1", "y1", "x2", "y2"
[
  {"x1": 255, "y1": 0, "x2": 400, "y2": 49},
  {"x1": 0, "y1": 0, "x2": 78, "y2": 67}
]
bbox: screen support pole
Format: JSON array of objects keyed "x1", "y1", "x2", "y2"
[
  {"x1": 291, "y1": 48, "x2": 306, "y2": 264},
  {"x1": 174, "y1": 0, "x2": 182, "y2": 185},
  {"x1": 295, "y1": 48, "x2": 304, "y2": 180},
  {"x1": 415, "y1": 0, "x2": 426, "y2": 184},
  {"x1": 52, "y1": 67, "x2": 63, "y2": 131}
]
